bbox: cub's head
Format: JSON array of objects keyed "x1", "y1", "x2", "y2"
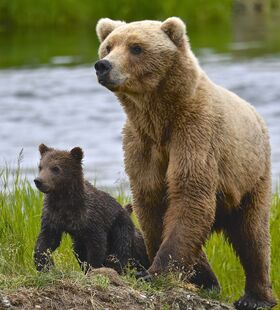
[
  {"x1": 34, "y1": 144, "x2": 84, "y2": 194},
  {"x1": 95, "y1": 17, "x2": 188, "y2": 93}
]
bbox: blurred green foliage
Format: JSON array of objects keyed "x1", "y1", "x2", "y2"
[
  {"x1": 1, "y1": 0, "x2": 280, "y2": 68},
  {"x1": 0, "y1": 0, "x2": 234, "y2": 68},
  {"x1": 0, "y1": 24, "x2": 232, "y2": 68},
  {"x1": 0, "y1": 0, "x2": 233, "y2": 28}
]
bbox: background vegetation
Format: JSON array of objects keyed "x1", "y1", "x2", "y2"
[
  {"x1": 0, "y1": 165, "x2": 279, "y2": 303},
  {"x1": 0, "y1": 0, "x2": 279, "y2": 29},
  {"x1": 1, "y1": 0, "x2": 280, "y2": 68},
  {"x1": 0, "y1": 0, "x2": 233, "y2": 29}
]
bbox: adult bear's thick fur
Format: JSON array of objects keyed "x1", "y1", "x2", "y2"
[{"x1": 95, "y1": 17, "x2": 277, "y2": 309}]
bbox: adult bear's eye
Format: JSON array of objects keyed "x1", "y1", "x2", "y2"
[
  {"x1": 129, "y1": 45, "x2": 142, "y2": 55},
  {"x1": 106, "y1": 45, "x2": 111, "y2": 53},
  {"x1": 51, "y1": 166, "x2": 60, "y2": 174}
]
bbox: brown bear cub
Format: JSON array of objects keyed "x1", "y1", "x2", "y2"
[{"x1": 34, "y1": 144, "x2": 149, "y2": 273}]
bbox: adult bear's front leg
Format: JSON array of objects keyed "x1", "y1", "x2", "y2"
[
  {"x1": 123, "y1": 123, "x2": 169, "y2": 263},
  {"x1": 132, "y1": 190, "x2": 168, "y2": 262},
  {"x1": 148, "y1": 140, "x2": 217, "y2": 275}
]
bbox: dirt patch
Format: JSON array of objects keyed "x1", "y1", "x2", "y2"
[{"x1": 0, "y1": 268, "x2": 234, "y2": 310}]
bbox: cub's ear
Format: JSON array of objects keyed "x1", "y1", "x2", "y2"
[
  {"x1": 70, "y1": 147, "x2": 84, "y2": 162},
  {"x1": 96, "y1": 18, "x2": 126, "y2": 42},
  {"x1": 39, "y1": 144, "x2": 51, "y2": 156},
  {"x1": 161, "y1": 17, "x2": 186, "y2": 47}
]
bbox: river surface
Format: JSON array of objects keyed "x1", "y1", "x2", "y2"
[{"x1": 0, "y1": 17, "x2": 280, "y2": 189}]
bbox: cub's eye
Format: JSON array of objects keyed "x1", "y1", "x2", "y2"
[
  {"x1": 51, "y1": 166, "x2": 60, "y2": 174},
  {"x1": 38, "y1": 165, "x2": 42, "y2": 171},
  {"x1": 129, "y1": 45, "x2": 142, "y2": 55},
  {"x1": 106, "y1": 45, "x2": 111, "y2": 53}
]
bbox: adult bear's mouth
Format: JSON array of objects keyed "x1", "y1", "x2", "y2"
[
  {"x1": 97, "y1": 76, "x2": 127, "y2": 92},
  {"x1": 98, "y1": 77, "x2": 114, "y2": 87},
  {"x1": 98, "y1": 78, "x2": 118, "y2": 91}
]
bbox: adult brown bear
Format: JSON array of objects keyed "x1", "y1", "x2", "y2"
[{"x1": 95, "y1": 17, "x2": 276, "y2": 309}]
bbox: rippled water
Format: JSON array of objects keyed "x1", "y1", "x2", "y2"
[
  {"x1": 0, "y1": 49, "x2": 279, "y2": 188},
  {"x1": 0, "y1": 65, "x2": 126, "y2": 187}
]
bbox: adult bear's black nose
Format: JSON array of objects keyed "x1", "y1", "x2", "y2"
[{"x1": 94, "y1": 60, "x2": 112, "y2": 76}]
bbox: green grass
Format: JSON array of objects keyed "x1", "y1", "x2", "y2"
[{"x1": 0, "y1": 165, "x2": 279, "y2": 304}]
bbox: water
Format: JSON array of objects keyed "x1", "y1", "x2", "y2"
[
  {"x1": 0, "y1": 65, "x2": 127, "y2": 187},
  {"x1": 0, "y1": 15, "x2": 280, "y2": 189}
]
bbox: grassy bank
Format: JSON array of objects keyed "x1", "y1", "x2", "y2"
[{"x1": 0, "y1": 166, "x2": 279, "y2": 304}]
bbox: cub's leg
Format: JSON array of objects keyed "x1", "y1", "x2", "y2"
[
  {"x1": 225, "y1": 177, "x2": 276, "y2": 310},
  {"x1": 105, "y1": 212, "x2": 135, "y2": 273},
  {"x1": 34, "y1": 224, "x2": 62, "y2": 271},
  {"x1": 82, "y1": 234, "x2": 107, "y2": 272},
  {"x1": 72, "y1": 238, "x2": 88, "y2": 272}
]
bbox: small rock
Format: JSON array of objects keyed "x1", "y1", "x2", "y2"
[
  {"x1": 1, "y1": 296, "x2": 11, "y2": 308},
  {"x1": 139, "y1": 294, "x2": 147, "y2": 299}
]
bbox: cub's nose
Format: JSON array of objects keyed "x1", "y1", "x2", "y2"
[
  {"x1": 94, "y1": 60, "x2": 112, "y2": 76},
  {"x1": 34, "y1": 178, "x2": 42, "y2": 189}
]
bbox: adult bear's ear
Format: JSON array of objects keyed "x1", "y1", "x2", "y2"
[
  {"x1": 70, "y1": 147, "x2": 84, "y2": 162},
  {"x1": 161, "y1": 17, "x2": 186, "y2": 47},
  {"x1": 96, "y1": 18, "x2": 126, "y2": 42},
  {"x1": 39, "y1": 144, "x2": 51, "y2": 156}
]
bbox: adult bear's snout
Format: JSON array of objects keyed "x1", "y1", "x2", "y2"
[{"x1": 94, "y1": 60, "x2": 112, "y2": 78}]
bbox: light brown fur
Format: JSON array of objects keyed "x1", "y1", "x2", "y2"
[{"x1": 95, "y1": 17, "x2": 276, "y2": 309}]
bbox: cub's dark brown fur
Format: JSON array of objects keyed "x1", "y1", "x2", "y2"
[{"x1": 34, "y1": 144, "x2": 149, "y2": 273}]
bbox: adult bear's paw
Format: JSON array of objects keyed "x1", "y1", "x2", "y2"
[
  {"x1": 234, "y1": 294, "x2": 277, "y2": 310},
  {"x1": 135, "y1": 269, "x2": 153, "y2": 282}
]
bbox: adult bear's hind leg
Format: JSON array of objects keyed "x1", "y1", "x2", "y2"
[{"x1": 225, "y1": 177, "x2": 276, "y2": 310}]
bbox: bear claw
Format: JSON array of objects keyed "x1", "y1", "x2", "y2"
[
  {"x1": 135, "y1": 270, "x2": 153, "y2": 282},
  {"x1": 234, "y1": 294, "x2": 277, "y2": 310}
]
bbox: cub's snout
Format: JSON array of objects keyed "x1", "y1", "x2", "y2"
[
  {"x1": 34, "y1": 177, "x2": 49, "y2": 193},
  {"x1": 34, "y1": 178, "x2": 42, "y2": 189}
]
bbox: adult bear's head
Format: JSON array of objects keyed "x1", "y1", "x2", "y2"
[{"x1": 94, "y1": 17, "x2": 199, "y2": 95}]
